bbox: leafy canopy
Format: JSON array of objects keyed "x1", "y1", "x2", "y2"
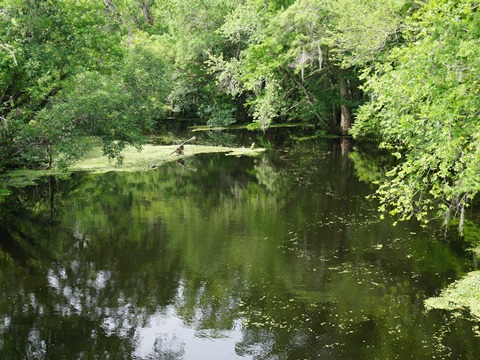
[{"x1": 352, "y1": 0, "x2": 480, "y2": 225}]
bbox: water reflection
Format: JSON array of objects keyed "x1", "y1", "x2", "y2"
[
  {"x1": 134, "y1": 301, "x2": 247, "y2": 359},
  {"x1": 0, "y1": 139, "x2": 479, "y2": 359}
]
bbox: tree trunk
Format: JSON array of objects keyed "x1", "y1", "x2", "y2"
[
  {"x1": 339, "y1": 77, "x2": 352, "y2": 135},
  {"x1": 140, "y1": 0, "x2": 154, "y2": 25},
  {"x1": 458, "y1": 201, "x2": 465, "y2": 237},
  {"x1": 340, "y1": 138, "x2": 352, "y2": 171}
]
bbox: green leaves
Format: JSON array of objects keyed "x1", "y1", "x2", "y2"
[
  {"x1": 37, "y1": 33, "x2": 173, "y2": 166},
  {"x1": 206, "y1": 0, "x2": 405, "y2": 132},
  {"x1": 209, "y1": 0, "x2": 331, "y2": 128},
  {"x1": 352, "y1": 0, "x2": 480, "y2": 225},
  {"x1": 325, "y1": 0, "x2": 406, "y2": 68},
  {"x1": 1, "y1": 0, "x2": 478, "y2": 228},
  {"x1": 0, "y1": 1, "x2": 176, "y2": 170}
]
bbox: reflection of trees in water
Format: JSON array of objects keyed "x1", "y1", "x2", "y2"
[
  {"x1": 1, "y1": 142, "x2": 478, "y2": 359},
  {"x1": 0, "y1": 176, "x2": 68, "y2": 275},
  {"x1": 235, "y1": 329, "x2": 277, "y2": 359},
  {"x1": 348, "y1": 142, "x2": 396, "y2": 185},
  {"x1": 0, "y1": 144, "x2": 388, "y2": 358},
  {"x1": 153, "y1": 333, "x2": 185, "y2": 360},
  {"x1": 0, "y1": 234, "x2": 182, "y2": 358},
  {"x1": 253, "y1": 155, "x2": 288, "y2": 194},
  {"x1": 0, "y1": 184, "x2": 182, "y2": 358}
]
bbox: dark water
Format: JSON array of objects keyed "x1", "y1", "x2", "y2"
[{"x1": 1, "y1": 139, "x2": 479, "y2": 359}]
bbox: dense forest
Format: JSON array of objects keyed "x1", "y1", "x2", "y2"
[{"x1": 1, "y1": 0, "x2": 479, "y2": 228}]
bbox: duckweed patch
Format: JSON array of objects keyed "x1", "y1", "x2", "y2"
[
  {"x1": 0, "y1": 144, "x2": 265, "y2": 195},
  {"x1": 71, "y1": 144, "x2": 265, "y2": 173},
  {"x1": 424, "y1": 271, "x2": 480, "y2": 321}
]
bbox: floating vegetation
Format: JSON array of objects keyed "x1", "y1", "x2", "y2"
[
  {"x1": 190, "y1": 122, "x2": 314, "y2": 132},
  {"x1": 68, "y1": 144, "x2": 264, "y2": 173},
  {"x1": 0, "y1": 143, "x2": 266, "y2": 195},
  {"x1": 225, "y1": 147, "x2": 265, "y2": 157},
  {"x1": 424, "y1": 271, "x2": 480, "y2": 321}
]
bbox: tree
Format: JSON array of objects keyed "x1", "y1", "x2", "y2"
[
  {"x1": 0, "y1": 0, "x2": 172, "y2": 170},
  {"x1": 351, "y1": 0, "x2": 480, "y2": 232},
  {"x1": 153, "y1": 0, "x2": 243, "y2": 124},
  {"x1": 35, "y1": 33, "x2": 172, "y2": 166},
  {"x1": 323, "y1": 0, "x2": 408, "y2": 134},
  {"x1": 0, "y1": 0, "x2": 124, "y2": 169},
  {"x1": 208, "y1": 0, "x2": 405, "y2": 133},
  {"x1": 324, "y1": 0, "x2": 408, "y2": 69},
  {"x1": 208, "y1": 0, "x2": 336, "y2": 131}
]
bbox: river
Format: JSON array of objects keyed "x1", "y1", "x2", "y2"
[{"x1": 0, "y1": 137, "x2": 478, "y2": 359}]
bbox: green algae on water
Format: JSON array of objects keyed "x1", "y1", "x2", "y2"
[
  {"x1": 71, "y1": 144, "x2": 265, "y2": 173},
  {"x1": 0, "y1": 144, "x2": 265, "y2": 196},
  {"x1": 424, "y1": 270, "x2": 480, "y2": 321}
]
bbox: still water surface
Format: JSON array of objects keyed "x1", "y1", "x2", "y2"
[{"x1": 1, "y1": 139, "x2": 479, "y2": 359}]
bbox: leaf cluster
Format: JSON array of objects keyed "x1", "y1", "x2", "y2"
[{"x1": 352, "y1": 0, "x2": 480, "y2": 224}]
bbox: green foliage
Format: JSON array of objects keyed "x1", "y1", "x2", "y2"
[
  {"x1": 1, "y1": 0, "x2": 479, "y2": 230},
  {"x1": 38, "y1": 34, "x2": 172, "y2": 165},
  {"x1": 198, "y1": 102, "x2": 237, "y2": 127},
  {"x1": 0, "y1": 1, "x2": 172, "y2": 169},
  {"x1": 0, "y1": 0, "x2": 123, "y2": 169},
  {"x1": 216, "y1": 1, "x2": 265, "y2": 48},
  {"x1": 0, "y1": 0, "x2": 121, "y2": 108},
  {"x1": 208, "y1": 0, "x2": 403, "y2": 132},
  {"x1": 324, "y1": 0, "x2": 406, "y2": 68},
  {"x1": 122, "y1": 34, "x2": 173, "y2": 118},
  {"x1": 246, "y1": 79, "x2": 282, "y2": 130},
  {"x1": 40, "y1": 72, "x2": 144, "y2": 164},
  {"x1": 209, "y1": 0, "x2": 332, "y2": 128},
  {"x1": 352, "y1": 0, "x2": 480, "y2": 224},
  {"x1": 0, "y1": 0, "x2": 410, "y2": 171},
  {"x1": 158, "y1": 0, "x2": 241, "y2": 119}
]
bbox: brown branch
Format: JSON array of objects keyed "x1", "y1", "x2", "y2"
[{"x1": 169, "y1": 136, "x2": 196, "y2": 155}]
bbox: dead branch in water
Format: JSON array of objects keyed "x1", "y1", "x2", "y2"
[{"x1": 169, "y1": 136, "x2": 196, "y2": 155}]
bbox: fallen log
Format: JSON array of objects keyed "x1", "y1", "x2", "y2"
[{"x1": 169, "y1": 136, "x2": 196, "y2": 155}]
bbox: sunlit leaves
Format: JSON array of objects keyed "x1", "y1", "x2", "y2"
[
  {"x1": 0, "y1": 0, "x2": 124, "y2": 169},
  {"x1": 325, "y1": 0, "x2": 406, "y2": 68},
  {"x1": 209, "y1": 0, "x2": 333, "y2": 128},
  {"x1": 217, "y1": 1, "x2": 265, "y2": 47},
  {"x1": 208, "y1": 0, "x2": 404, "y2": 132},
  {"x1": 0, "y1": 0, "x2": 177, "y2": 169},
  {"x1": 352, "y1": 0, "x2": 480, "y2": 225}
]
